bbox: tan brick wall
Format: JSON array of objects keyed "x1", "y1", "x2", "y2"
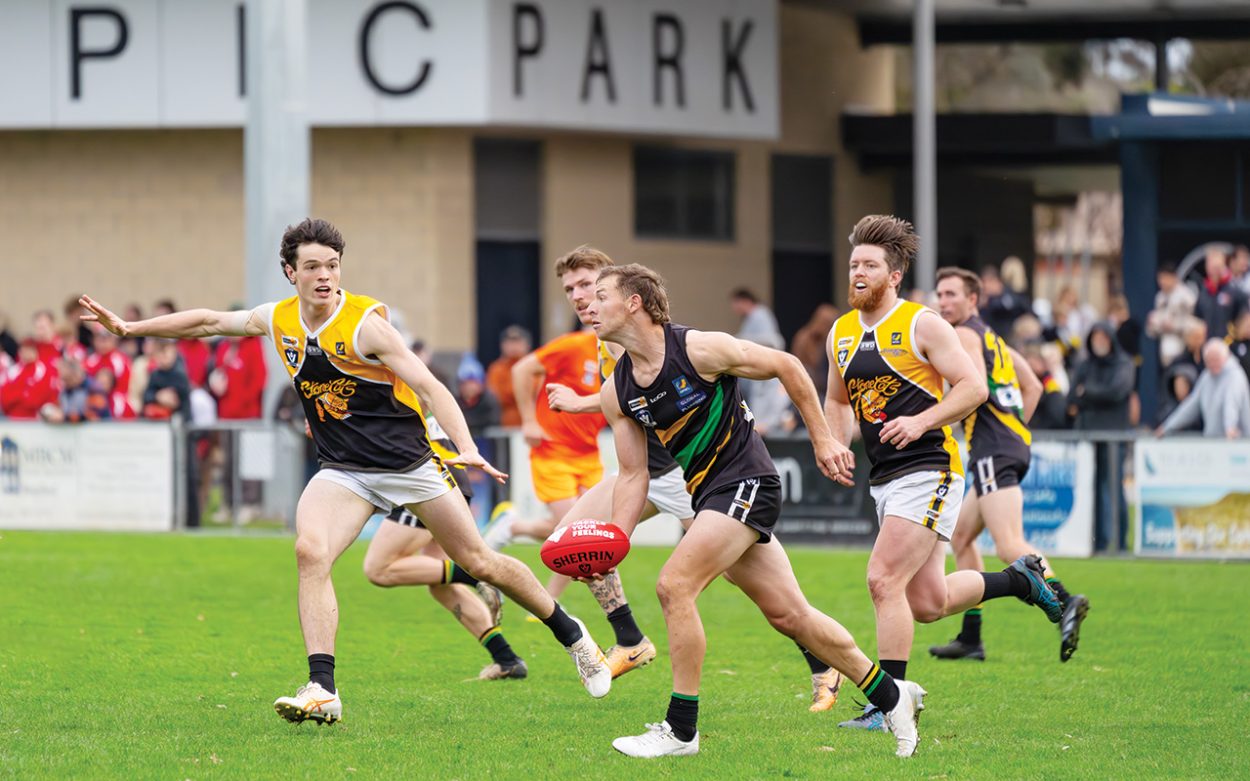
[{"x1": 0, "y1": 130, "x2": 244, "y2": 333}]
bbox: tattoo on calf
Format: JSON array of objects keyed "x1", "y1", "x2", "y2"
[{"x1": 590, "y1": 571, "x2": 626, "y2": 613}]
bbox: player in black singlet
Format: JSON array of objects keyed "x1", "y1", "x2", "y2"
[
  {"x1": 931, "y1": 268, "x2": 1089, "y2": 663},
  {"x1": 589, "y1": 263, "x2": 927, "y2": 759}
]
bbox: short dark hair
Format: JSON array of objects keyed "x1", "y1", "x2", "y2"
[
  {"x1": 849, "y1": 215, "x2": 919, "y2": 280},
  {"x1": 280, "y1": 218, "x2": 346, "y2": 273},
  {"x1": 1158, "y1": 261, "x2": 1178, "y2": 275},
  {"x1": 598, "y1": 264, "x2": 671, "y2": 324},
  {"x1": 730, "y1": 287, "x2": 758, "y2": 304},
  {"x1": 936, "y1": 267, "x2": 981, "y2": 301},
  {"x1": 555, "y1": 245, "x2": 614, "y2": 276}
]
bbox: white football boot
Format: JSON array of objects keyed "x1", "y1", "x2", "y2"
[
  {"x1": 882, "y1": 680, "x2": 927, "y2": 757},
  {"x1": 612, "y1": 721, "x2": 699, "y2": 758},
  {"x1": 565, "y1": 617, "x2": 611, "y2": 698},
  {"x1": 273, "y1": 681, "x2": 342, "y2": 724}
]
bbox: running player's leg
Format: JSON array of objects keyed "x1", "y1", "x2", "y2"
[
  {"x1": 413, "y1": 488, "x2": 610, "y2": 696},
  {"x1": 273, "y1": 477, "x2": 375, "y2": 723},
  {"x1": 930, "y1": 491, "x2": 987, "y2": 660},
  {"x1": 867, "y1": 516, "x2": 947, "y2": 682},
  {"x1": 615, "y1": 509, "x2": 758, "y2": 756},
  {"x1": 724, "y1": 536, "x2": 925, "y2": 744},
  {"x1": 979, "y1": 484, "x2": 1088, "y2": 660},
  {"x1": 511, "y1": 495, "x2": 577, "y2": 540}
]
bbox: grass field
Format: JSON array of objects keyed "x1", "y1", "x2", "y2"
[{"x1": 2, "y1": 531, "x2": 1247, "y2": 780}]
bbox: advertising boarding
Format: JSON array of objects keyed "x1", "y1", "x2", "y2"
[{"x1": 1135, "y1": 439, "x2": 1250, "y2": 559}]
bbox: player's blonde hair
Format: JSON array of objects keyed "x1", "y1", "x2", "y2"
[
  {"x1": 849, "y1": 215, "x2": 919, "y2": 281},
  {"x1": 555, "y1": 245, "x2": 614, "y2": 276},
  {"x1": 598, "y1": 264, "x2": 671, "y2": 324}
]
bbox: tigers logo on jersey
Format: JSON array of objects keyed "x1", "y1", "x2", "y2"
[{"x1": 847, "y1": 376, "x2": 900, "y2": 425}]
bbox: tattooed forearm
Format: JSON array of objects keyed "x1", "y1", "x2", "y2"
[{"x1": 589, "y1": 571, "x2": 627, "y2": 613}]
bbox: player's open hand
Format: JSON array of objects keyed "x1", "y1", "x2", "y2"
[
  {"x1": 545, "y1": 382, "x2": 585, "y2": 413},
  {"x1": 78, "y1": 295, "x2": 128, "y2": 337},
  {"x1": 572, "y1": 566, "x2": 617, "y2": 583},
  {"x1": 879, "y1": 414, "x2": 927, "y2": 450},
  {"x1": 814, "y1": 439, "x2": 856, "y2": 486},
  {"x1": 445, "y1": 450, "x2": 509, "y2": 484}
]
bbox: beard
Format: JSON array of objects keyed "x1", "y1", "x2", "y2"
[{"x1": 848, "y1": 278, "x2": 891, "y2": 311}]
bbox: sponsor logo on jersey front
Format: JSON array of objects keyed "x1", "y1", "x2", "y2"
[
  {"x1": 837, "y1": 336, "x2": 854, "y2": 348},
  {"x1": 281, "y1": 335, "x2": 299, "y2": 347},
  {"x1": 846, "y1": 375, "x2": 901, "y2": 424},
  {"x1": 859, "y1": 339, "x2": 876, "y2": 351},
  {"x1": 636, "y1": 410, "x2": 657, "y2": 427},
  {"x1": 891, "y1": 332, "x2": 902, "y2": 345},
  {"x1": 673, "y1": 376, "x2": 694, "y2": 397},
  {"x1": 628, "y1": 396, "x2": 648, "y2": 412},
  {"x1": 677, "y1": 390, "x2": 708, "y2": 412},
  {"x1": 335, "y1": 341, "x2": 346, "y2": 356},
  {"x1": 306, "y1": 343, "x2": 324, "y2": 356}
]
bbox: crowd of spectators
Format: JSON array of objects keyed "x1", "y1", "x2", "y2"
[{"x1": 0, "y1": 297, "x2": 266, "y2": 424}]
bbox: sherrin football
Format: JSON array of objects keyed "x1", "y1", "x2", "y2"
[{"x1": 540, "y1": 520, "x2": 630, "y2": 577}]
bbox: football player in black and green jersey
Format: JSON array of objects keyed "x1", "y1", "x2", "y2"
[{"x1": 932, "y1": 267, "x2": 1089, "y2": 663}]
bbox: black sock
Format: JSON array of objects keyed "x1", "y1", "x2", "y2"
[
  {"x1": 541, "y1": 603, "x2": 582, "y2": 647},
  {"x1": 443, "y1": 561, "x2": 479, "y2": 587},
  {"x1": 796, "y1": 643, "x2": 830, "y2": 675},
  {"x1": 982, "y1": 567, "x2": 1030, "y2": 600},
  {"x1": 880, "y1": 658, "x2": 907, "y2": 682},
  {"x1": 308, "y1": 653, "x2": 335, "y2": 694},
  {"x1": 607, "y1": 605, "x2": 645, "y2": 647},
  {"x1": 856, "y1": 663, "x2": 899, "y2": 714},
  {"x1": 1047, "y1": 577, "x2": 1072, "y2": 605},
  {"x1": 479, "y1": 626, "x2": 519, "y2": 665},
  {"x1": 665, "y1": 693, "x2": 699, "y2": 742},
  {"x1": 958, "y1": 607, "x2": 983, "y2": 644}
]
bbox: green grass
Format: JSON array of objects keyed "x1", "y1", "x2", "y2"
[{"x1": 1, "y1": 531, "x2": 1246, "y2": 780}]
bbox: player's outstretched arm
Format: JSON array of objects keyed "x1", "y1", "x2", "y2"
[
  {"x1": 79, "y1": 294, "x2": 265, "y2": 339},
  {"x1": 358, "y1": 313, "x2": 507, "y2": 483},
  {"x1": 687, "y1": 330, "x2": 853, "y2": 486},
  {"x1": 880, "y1": 312, "x2": 988, "y2": 449},
  {"x1": 1007, "y1": 344, "x2": 1042, "y2": 424},
  {"x1": 601, "y1": 377, "x2": 650, "y2": 527}
]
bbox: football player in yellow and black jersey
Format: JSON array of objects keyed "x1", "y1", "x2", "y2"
[
  {"x1": 79, "y1": 218, "x2": 611, "y2": 725},
  {"x1": 590, "y1": 263, "x2": 927, "y2": 759},
  {"x1": 825, "y1": 216, "x2": 1064, "y2": 733},
  {"x1": 931, "y1": 267, "x2": 1089, "y2": 663}
]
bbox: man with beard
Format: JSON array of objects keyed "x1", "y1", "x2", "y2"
[{"x1": 825, "y1": 216, "x2": 1063, "y2": 733}]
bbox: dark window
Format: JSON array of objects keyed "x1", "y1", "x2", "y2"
[
  {"x1": 1159, "y1": 143, "x2": 1237, "y2": 222},
  {"x1": 634, "y1": 146, "x2": 735, "y2": 240}
]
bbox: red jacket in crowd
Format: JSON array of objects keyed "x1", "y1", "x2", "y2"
[
  {"x1": 179, "y1": 339, "x2": 211, "y2": 389},
  {"x1": 84, "y1": 348, "x2": 133, "y2": 395},
  {"x1": 211, "y1": 337, "x2": 267, "y2": 419},
  {"x1": 1, "y1": 359, "x2": 59, "y2": 419}
]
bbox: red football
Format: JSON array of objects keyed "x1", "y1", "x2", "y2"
[{"x1": 540, "y1": 520, "x2": 631, "y2": 578}]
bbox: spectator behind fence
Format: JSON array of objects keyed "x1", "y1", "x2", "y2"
[
  {"x1": 1067, "y1": 323, "x2": 1135, "y2": 430},
  {"x1": 1156, "y1": 360, "x2": 1200, "y2": 430},
  {"x1": 1231, "y1": 310, "x2": 1250, "y2": 380},
  {"x1": 982, "y1": 258, "x2": 1032, "y2": 339},
  {"x1": 789, "y1": 303, "x2": 839, "y2": 397},
  {"x1": 84, "y1": 323, "x2": 132, "y2": 395},
  {"x1": 1158, "y1": 339, "x2": 1250, "y2": 438},
  {"x1": 0, "y1": 311, "x2": 17, "y2": 360},
  {"x1": 1230, "y1": 244, "x2": 1250, "y2": 298},
  {"x1": 142, "y1": 338, "x2": 191, "y2": 420},
  {"x1": 41, "y1": 357, "x2": 109, "y2": 423},
  {"x1": 31, "y1": 309, "x2": 63, "y2": 368},
  {"x1": 730, "y1": 287, "x2": 793, "y2": 434},
  {"x1": 454, "y1": 353, "x2": 500, "y2": 434},
  {"x1": 154, "y1": 298, "x2": 211, "y2": 389},
  {"x1": 209, "y1": 335, "x2": 267, "y2": 418},
  {"x1": 730, "y1": 287, "x2": 784, "y2": 349},
  {"x1": 486, "y1": 325, "x2": 531, "y2": 428},
  {"x1": 1, "y1": 339, "x2": 59, "y2": 419},
  {"x1": 1168, "y1": 317, "x2": 1208, "y2": 377},
  {"x1": 1145, "y1": 261, "x2": 1198, "y2": 368},
  {"x1": 61, "y1": 295, "x2": 91, "y2": 361},
  {"x1": 1195, "y1": 246, "x2": 1249, "y2": 341},
  {"x1": 96, "y1": 366, "x2": 135, "y2": 419},
  {"x1": 1023, "y1": 346, "x2": 1069, "y2": 429}
]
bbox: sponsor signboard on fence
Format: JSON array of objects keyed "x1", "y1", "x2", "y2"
[
  {"x1": 0, "y1": 422, "x2": 173, "y2": 531},
  {"x1": 976, "y1": 440, "x2": 1095, "y2": 559},
  {"x1": 1135, "y1": 439, "x2": 1250, "y2": 559}
]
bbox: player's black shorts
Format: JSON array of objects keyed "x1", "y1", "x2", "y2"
[
  {"x1": 695, "y1": 475, "x2": 782, "y2": 544},
  {"x1": 969, "y1": 453, "x2": 1030, "y2": 498},
  {"x1": 384, "y1": 465, "x2": 472, "y2": 528}
]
